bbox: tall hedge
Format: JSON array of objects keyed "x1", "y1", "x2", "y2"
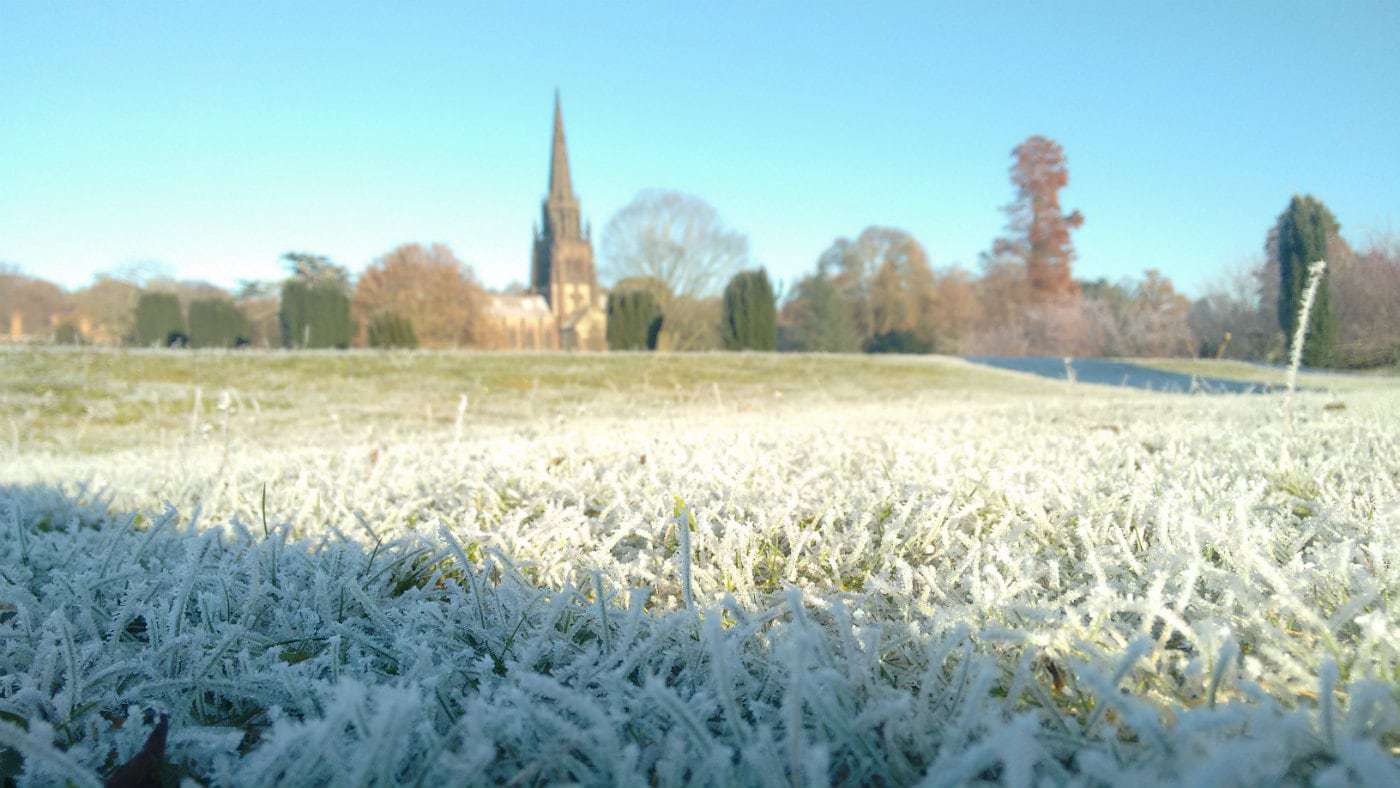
[
  {"x1": 280, "y1": 279, "x2": 353, "y2": 349},
  {"x1": 1273, "y1": 195, "x2": 1339, "y2": 367},
  {"x1": 133, "y1": 292, "x2": 186, "y2": 347},
  {"x1": 188, "y1": 298, "x2": 251, "y2": 348},
  {"x1": 606, "y1": 289, "x2": 663, "y2": 351},
  {"x1": 721, "y1": 268, "x2": 777, "y2": 351},
  {"x1": 367, "y1": 312, "x2": 419, "y2": 349}
]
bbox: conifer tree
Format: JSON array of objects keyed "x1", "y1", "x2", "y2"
[
  {"x1": 278, "y1": 253, "x2": 354, "y2": 349},
  {"x1": 606, "y1": 289, "x2": 663, "y2": 350},
  {"x1": 1273, "y1": 195, "x2": 1339, "y2": 367},
  {"x1": 721, "y1": 268, "x2": 777, "y2": 351},
  {"x1": 133, "y1": 292, "x2": 186, "y2": 347},
  {"x1": 188, "y1": 298, "x2": 251, "y2": 348}
]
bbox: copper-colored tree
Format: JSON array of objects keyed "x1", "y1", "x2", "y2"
[
  {"x1": 72, "y1": 275, "x2": 141, "y2": 344},
  {"x1": 992, "y1": 136, "x2": 1084, "y2": 300},
  {"x1": 354, "y1": 243, "x2": 487, "y2": 348},
  {"x1": 0, "y1": 264, "x2": 70, "y2": 339},
  {"x1": 925, "y1": 267, "x2": 983, "y2": 353}
]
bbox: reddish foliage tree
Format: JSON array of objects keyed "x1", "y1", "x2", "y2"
[
  {"x1": 354, "y1": 243, "x2": 487, "y2": 348},
  {"x1": 992, "y1": 136, "x2": 1084, "y2": 300}
]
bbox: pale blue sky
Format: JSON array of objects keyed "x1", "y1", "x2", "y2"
[{"x1": 2, "y1": 1, "x2": 1397, "y2": 296}]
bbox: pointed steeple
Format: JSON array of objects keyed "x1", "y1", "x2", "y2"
[
  {"x1": 531, "y1": 90, "x2": 599, "y2": 328},
  {"x1": 548, "y1": 89, "x2": 574, "y2": 201},
  {"x1": 540, "y1": 90, "x2": 582, "y2": 243}
]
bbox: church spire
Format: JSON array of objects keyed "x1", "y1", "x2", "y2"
[{"x1": 548, "y1": 89, "x2": 574, "y2": 201}]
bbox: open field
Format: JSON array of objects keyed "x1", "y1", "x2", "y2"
[
  {"x1": 1, "y1": 349, "x2": 1399, "y2": 785},
  {"x1": 1, "y1": 348, "x2": 1058, "y2": 455}
]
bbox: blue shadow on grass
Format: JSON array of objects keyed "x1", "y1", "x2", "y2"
[{"x1": 963, "y1": 356, "x2": 1279, "y2": 394}]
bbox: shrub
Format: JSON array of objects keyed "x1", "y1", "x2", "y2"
[
  {"x1": 280, "y1": 279, "x2": 353, "y2": 349},
  {"x1": 606, "y1": 289, "x2": 664, "y2": 351},
  {"x1": 188, "y1": 298, "x2": 252, "y2": 349},
  {"x1": 367, "y1": 312, "x2": 419, "y2": 349},
  {"x1": 721, "y1": 268, "x2": 777, "y2": 351},
  {"x1": 53, "y1": 322, "x2": 83, "y2": 345},
  {"x1": 865, "y1": 329, "x2": 933, "y2": 354},
  {"x1": 133, "y1": 292, "x2": 186, "y2": 347}
]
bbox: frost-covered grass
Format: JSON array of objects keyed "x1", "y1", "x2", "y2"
[{"x1": 1, "y1": 349, "x2": 1399, "y2": 785}]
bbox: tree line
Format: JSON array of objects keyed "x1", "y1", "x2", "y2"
[{"x1": 3, "y1": 135, "x2": 1396, "y2": 365}]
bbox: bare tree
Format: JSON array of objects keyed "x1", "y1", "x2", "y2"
[
  {"x1": 1119, "y1": 269, "x2": 1194, "y2": 357},
  {"x1": 601, "y1": 190, "x2": 749, "y2": 299},
  {"x1": 1189, "y1": 260, "x2": 1281, "y2": 360},
  {"x1": 1332, "y1": 233, "x2": 1400, "y2": 366}
]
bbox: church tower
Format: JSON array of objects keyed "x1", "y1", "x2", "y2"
[{"x1": 531, "y1": 92, "x2": 603, "y2": 348}]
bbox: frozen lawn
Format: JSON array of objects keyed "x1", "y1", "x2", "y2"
[{"x1": 1, "y1": 349, "x2": 1398, "y2": 785}]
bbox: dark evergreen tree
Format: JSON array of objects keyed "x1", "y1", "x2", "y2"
[
  {"x1": 279, "y1": 279, "x2": 353, "y2": 349},
  {"x1": 864, "y1": 330, "x2": 933, "y2": 354},
  {"x1": 606, "y1": 289, "x2": 663, "y2": 350},
  {"x1": 784, "y1": 272, "x2": 860, "y2": 352},
  {"x1": 1274, "y1": 195, "x2": 1340, "y2": 367},
  {"x1": 188, "y1": 298, "x2": 252, "y2": 348},
  {"x1": 133, "y1": 292, "x2": 186, "y2": 347},
  {"x1": 721, "y1": 268, "x2": 778, "y2": 351},
  {"x1": 367, "y1": 312, "x2": 419, "y2": 349}
]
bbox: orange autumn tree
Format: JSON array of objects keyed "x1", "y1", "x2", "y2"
[
  {"x1": 992, "y1": 135, "x2": 1084, "y2": 300},
  {"x1": 353, "y1": 243, "x2": 488, "y2": 348}
]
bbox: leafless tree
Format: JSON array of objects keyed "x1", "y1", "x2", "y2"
[
  {"x1": 1189, "y1": 260, "x2": 1281, "y2": 360},
  {"x1": 1332, "y1": 233, "x2": 1400, "y2": 366},
  {"x1": 601, "y1": 190, "x2": 749, "y2": 299},
  {"x1": 1118, "y1": 269, "x2": 1195, "y2": 357}
]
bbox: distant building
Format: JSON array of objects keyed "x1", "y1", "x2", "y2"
[{"x1": 486, "y1": 94, "x2": 607, "y2": 351}]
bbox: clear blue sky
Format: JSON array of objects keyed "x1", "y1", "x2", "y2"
[{"x1": 2, "y1": 1, "x2": 1397, "y2": 296}]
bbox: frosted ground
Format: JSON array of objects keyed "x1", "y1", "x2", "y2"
[{"x1": 1, "y1": 349, "x2": 1398, "y2": 785}]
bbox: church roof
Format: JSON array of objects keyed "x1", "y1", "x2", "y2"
[{"x1": 488, "y1": 293, "x2": 552, "y2": 319}]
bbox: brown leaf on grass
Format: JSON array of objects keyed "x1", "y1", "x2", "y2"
[{"x1": 104, "y1": 713, "x2": 168, "y2": 788}]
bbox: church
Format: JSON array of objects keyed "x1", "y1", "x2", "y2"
[{"x1": 486, "y1": 94, "x2": 607, "y2": 351}]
